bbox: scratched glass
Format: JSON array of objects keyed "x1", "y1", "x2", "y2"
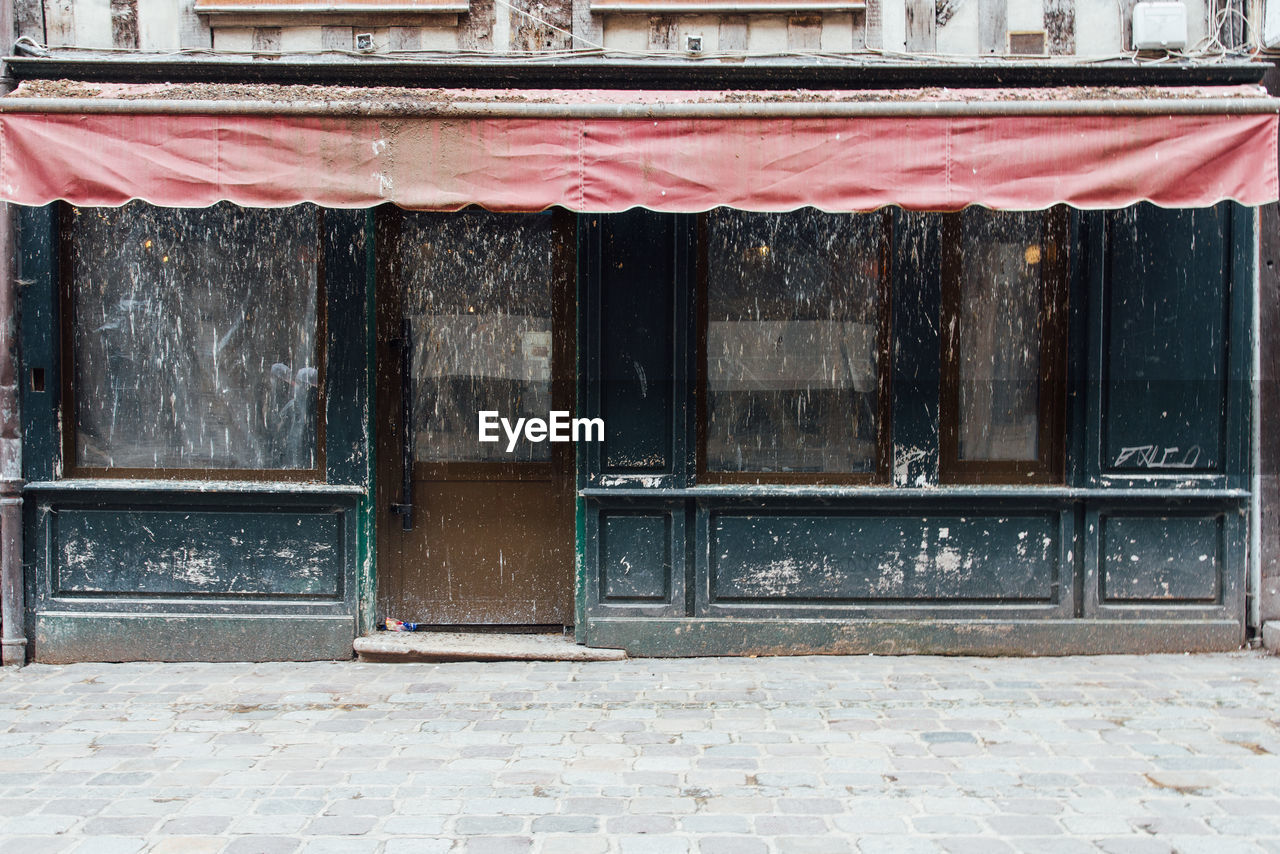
[
  {"x1": 956, "y1": 210, "x2": 1044, "y2": 461},
  {"x1": 399, "y1": 210, "x2": 554, "y2": 463},
  {"x1": 704, "y1": 209, "x2": 882, "y2": 474},
  {"x1": 68, "y1": 202, "x2": 321, "y2": 471}
]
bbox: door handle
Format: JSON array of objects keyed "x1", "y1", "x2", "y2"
[{"x1": 390, "y1": 317, "x2": 414, "y2": 531}]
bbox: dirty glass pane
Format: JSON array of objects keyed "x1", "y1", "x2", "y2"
[
  {"x1": 956, "y1": 210, "x2": 1044, "y2": 461},
  {"x1": 705, "y1": 209, "x2": 882, "y2": 474},
  {"x1": 400, "y1": 210, "x2": 554, "y2": 463},
  {"x1": 68, "y1": 202, "x2": 321, "y2": 471}
]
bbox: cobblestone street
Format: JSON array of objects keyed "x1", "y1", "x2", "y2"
[{"x1": 0, "y1": 652, "x2": 1277, "y2": 853}]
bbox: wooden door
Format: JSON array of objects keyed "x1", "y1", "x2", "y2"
[{"x1": 375, "y1": 209, "x2": 575, "y2": 626}]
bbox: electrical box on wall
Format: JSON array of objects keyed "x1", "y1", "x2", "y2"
[{"x1": 1132, "y1": 1, "x2": 1188, "y2": 50}]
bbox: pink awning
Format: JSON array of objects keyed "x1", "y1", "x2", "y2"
[{"x1": 1, "y1": 84, "x2": 1275, "y2": 211}]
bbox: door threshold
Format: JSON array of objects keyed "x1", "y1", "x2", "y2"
[{"x1": 354, "y1": 629, "x2": 628, "y2": 663}]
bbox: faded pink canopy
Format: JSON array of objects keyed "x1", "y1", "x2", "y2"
[{"x1": 1, "y1": 84, "x2": 1275, "y2": 211}]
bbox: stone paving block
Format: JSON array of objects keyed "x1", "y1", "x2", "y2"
[{"x1": 462, "y1": 837, "x2": 535, "y2": 854}]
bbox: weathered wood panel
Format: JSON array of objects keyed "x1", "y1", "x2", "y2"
[
  {"x1": 821, "y1": 11, "x2": 856, "y2": 51},
  {"x1": 647, "y1": 15, "x2": 675, "y2": 49},
  {"x1": 389, "y1": 25, "x2": 422, "y2": 50},
  {"x1": 511, "y1": 0, "x2": 571, "y2": 50},
  {"x1": 252, "y1": 25, "x2": 281, "y2": 51},
  {"x1": 862, "y1": 0, "x2": 882, "y2": 47},
  {"x1": 51, "y1": 508, "x2": 344, "y2": 598},
  {"x1": 597, "y1": 211, "x2": 677, "y2": 476},
  {"x1": 718, "y1": 14, "x2": 747, "y2": 50},
  {"x1": 708, "y1": 511, "x2": 1060, "y2": 602},
  {"x1": 1118, "y1": 0, "x2": 1137, "y2": 49},
  {"x1": 599, "y1": 512, "x2": 672, "y2": 601},
  {"x1": 279, "y1": 26, "x2": 325, "y2": 51},
  {"x1": 72, "y1": 0, "x2": 112, "y2": 47},
  {"x1": 904, "y1": 0, "x2": 934, "y2": 51},
  {"x1": 978, "y1": 0, "x2": 1007, "y2": 53},
  {"x1": 321, "y1": 25, "x2": 353, "y2": 50},
  {"x1": 110, "y1": 0, "x2": 138, "y2": 48},
  {"x1": 1043, "y1": 0, "x2": 1074, "y2": 53},
  {"x1": 43, "y1": 0, "x2": 76, "y2": 46},
  {"x1": 16, "y1": 0, "x2": 46, "y2": 41},
  {"x1": 788, "y1": 14, "x2": 823, "y2": 50},
  {"x1": 1101, "y1": 205, "x2": 1230, "y2": 476},
  {"x1": 459, "y1": 0, "x2": 495, "y2": 50},
  {"x1": 571, "y1": 0, "x2": 603, "y2": 49},
  {"x1": 1100, "y1": 514, "x2": 1222, "y2": 602},
  {"x1": 178, "y1": 0, "x2": 212, "y2": 49}
]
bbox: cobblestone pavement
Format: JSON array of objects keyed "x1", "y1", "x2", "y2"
[{"x1": 0, "y1": 653, "x2": 1278, "y2": 854}]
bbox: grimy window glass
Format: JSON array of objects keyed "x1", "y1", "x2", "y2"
[
  {"x1": 940, "y1": 207, "x2": 1066, "y2": 484},
  {"x1": 956, "y1": 210, "x2": 1045, "y2": 461},
  {"x1": 67, "y1": 202, "x2": 321, "y2": 472},
  {"x1": 703, "y1": 209, "x2": 884, "y2": 476},
  {"x1": 398, "y1": 210, "x2": 555, "y2": 463}
]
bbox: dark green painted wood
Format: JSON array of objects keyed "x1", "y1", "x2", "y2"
[
  {"x1": 584, "y1": 498, "x2": 687, "y2": 618},
  {"x1": 1101, "y1": 204, "x2": 1230, "y2": 476},
  {"x1": 890, "y1": 210, "x2": 941, "y2": 488},
  {"x1": 1227, "y1": 204, "x2": 1254, "y2": 492},
  {"x1": 1083, "y1": 501, "x2": 1245, "y2": 621},
  {"x1": 324, "y1": 209, "x2": 370, "y2": 488},
  {"x1": 1100, "y1": 513, "x2": 1222, "y2": 603},
  {"x1": 34, "y1": 613, "x2": 355, "y2": 663},
  {"x1": 30, "y1": 487, "x2": 359, "y2": 615},
  {"x1": 1065, "y1": 209, "x2": 1090, "y2": 488},
  {"x1": 596, "y1": 210, "x2": 677, "y2": 475},
  {"x1": 599, "y1": 512, "x2": 671, "y2": 601},
  {"x1": 51, "y1": 507, "x2": 345, "y2": 598},
  {"x1": 705, "y1": 510, "x2": 1060, "y2": 603},
  {"x1": 585, "y1": 617, "x2": 1244, "y2": 657},
  {"x1": 16, "y1": 205, "x2": 59, "y2": 484}
]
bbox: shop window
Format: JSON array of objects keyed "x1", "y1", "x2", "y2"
[
  {"x1": 63, "y1": 202, "x2": 323, "y2": 478},
  {"x1": 939, "y1": 208, "x2": 1068, "y2": 484},
  {"x1": 697, "y1": 208, "x2": 891, "y2": 484}
]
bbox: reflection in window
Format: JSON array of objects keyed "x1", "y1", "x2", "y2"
[
  {"x1": 704, "y1": 209, "x2": 884, "y2": 475},
  {"x1": 955, "y1": 210, "x2": 1046, "y2": 461},
  {"x1": 68, "y1": 203, "x2": 320, "y2": 471},
  {"x1": 398, "y1": 211, "x2": 555, "y2": 463}
]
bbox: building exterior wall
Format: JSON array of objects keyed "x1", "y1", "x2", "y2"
[
  {"x1": 3, "y1": 0, "x2": 1272, "y2": 661},
  {"x1": 15, "y1": 0, "x2": 1220, "y2": 55}
]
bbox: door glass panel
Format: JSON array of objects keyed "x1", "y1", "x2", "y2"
[
  {"x1": 399, "y1": 210, "x2": 554, "y2": 463},
  {"x1": 956, "y1": 210, "x2": 1044, "y2": 461},
  {"x1": 68, "y1": 202, "x2": 321, "y2": 471},
  {"x1": 704, "y1": 208, "x2": 883, "y2": 474}
]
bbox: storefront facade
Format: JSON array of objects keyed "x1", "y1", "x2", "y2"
[{"x1": 1, "y1": 74, "x2": 1276, "y2": 661}]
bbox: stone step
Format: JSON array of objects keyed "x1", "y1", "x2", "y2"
[{"x1": 354, "y1": 630, "x2": 628, "y2": 662}]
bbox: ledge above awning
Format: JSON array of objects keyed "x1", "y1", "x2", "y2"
[{"x1": 0, "y1": 82, "x2": 1275, "y2": 212}]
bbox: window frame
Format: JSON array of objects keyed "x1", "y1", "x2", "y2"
[
  {"x1": 938, "y1": 206, "x2": 1069, "y2": 485},
  {"x1": 59, "y1": 203, "x2": 329, "y2": 483},
  {"x1": 695, "y1": 209, "x2": 894, "y2": 486}
]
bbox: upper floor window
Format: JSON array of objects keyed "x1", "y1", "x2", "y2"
[
  {"x1": 697, "y1": 208, "x2": 891, "y2": 484},
  {"x1": 63, "y1": 202, "x2": 324, "y2": 478}
]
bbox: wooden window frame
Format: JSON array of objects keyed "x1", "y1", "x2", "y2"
[
  {"x1": 939, "y1": 206, "x2": 1068, "y2": 485},
  {"x1": 59, "y1": 203, "x2": 328, "y2": 483},
  {"x1": 696, "y1": 210, "x2": 894, "y2": 486}
]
